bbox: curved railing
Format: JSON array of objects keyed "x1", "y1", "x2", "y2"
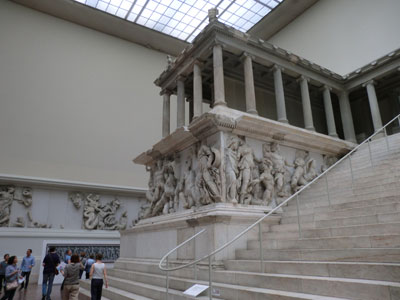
[{"x1": 159, "y1": 114, "x2": 400, "y2": 300}]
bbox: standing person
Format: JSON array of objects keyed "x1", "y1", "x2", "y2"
[
  {"x1": 89, "y1": 254, "x2": 108, "y2": 300},
  {"x1": 64, "y1": 250, "x2": 72, "y2": 264},
  {"x1": 85, "y1": 255, "x2": 95, "y2": 280},
  {"x1": 0, "y1": 256, "x2": 19, "y2": 300},
  {"x1": 79, "y1": 253, "x2": 86, "y2": 280},
  {"x1": 0, "y1": 254, "x2": 9, "y2": 295},
  {"x1": 61, "y1": 254, "x2": 83, "y2": 300},
  {"x1": 19, "y1": 249, "x2": 35, "y2": 291},
  {"x1": 42, "y1": 246, "x2": 60, "y2": 300}
]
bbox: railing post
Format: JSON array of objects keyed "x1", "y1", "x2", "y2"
[
  {"x1": 208, "y1": 257, "x2": 213, "y2": 300},
  {"x1": 296, "y1": 195, "x2": 302, "y2": 239},
  {"x1": 258, "y1": 222, "x2": 264, "y2": 273},
  {"x1": 384, "y1": 127, "x2": 390, "y2": 151},
  {"x1": 367, "y1": 139, "x2": 373, "y2": 166},
  {"x1": 325, "y1": 175, "x2": 331, "y2": 206},
  {"x1": 194, "y1": 263, "x2": 197, "y2": 281},
  {"x1": 348, "y1": 156, "x2": 354, "y2": 187},
  {"x1": 166, "y1": 257, "x2": 169, "y2": 300}
]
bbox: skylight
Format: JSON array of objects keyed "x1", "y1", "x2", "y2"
[{"x1": 73, "y1": 0, "x2": 284, "y2": 42}]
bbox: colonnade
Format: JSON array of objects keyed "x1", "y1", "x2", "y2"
[{"x1": 161, "y1": 44, "x2": 384, "y2": 144}]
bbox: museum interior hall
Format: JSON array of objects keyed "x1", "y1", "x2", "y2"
[{"x1": 1, "y1": 0, "x2": 400, "y2": 299}]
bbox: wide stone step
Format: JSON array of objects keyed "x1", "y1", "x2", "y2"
[
  {"x1": 115, "y1": 258, "x2": 400, "y2": 283},
  {"x1": 281, "y1": 202, "x2": 400, "y2": 223},
  {"x1": 81, "y1": 275, "x2": 219, "y2": 300},
  {"x1": 79, "y1": 287, "x2": 112, "y2": 300},
  {"x1": 283, "y1": 195, "x2": 400, "y2": 215},
  {"x1": 108, "y1": 268, "x2": 400, "y2": 300},
  {"x1": 247, "y1": 234, "x2": 400, "y2": 250},
  {"x1": 296, "y1": 184, "x2": 400, "y2": 205},
  {"x1": 263, "y1": 222, "x2": 400, "y2": 240},
  {"x1": 315, "y1": 211, "x2": 400, "y2": 228},
  {"x1": 235, "y1": 248, "x2": 400, "y2": 262},
  {"x1": 223, "y1": 260, "x2": 400, "y2": 282}
]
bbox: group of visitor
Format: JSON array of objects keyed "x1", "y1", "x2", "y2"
[
  {"x1": 0, "y1": 247, "x2": 108, "y2": 300},
  {"x1": 0, "y1": 249, "x2": 35, "y2": 300}
]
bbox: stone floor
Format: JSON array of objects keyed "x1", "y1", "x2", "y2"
[{"x1": 0, "y1": 284, "x2": 62, "y2": 300}]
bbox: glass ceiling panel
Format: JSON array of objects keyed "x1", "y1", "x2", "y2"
[{"x1": 73, "y1": 0, "x2": 284, "y2": 42}]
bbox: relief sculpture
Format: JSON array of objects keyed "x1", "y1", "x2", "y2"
[
  {"x1": 136, "y1": 135, "x2": 327, "y2": 222},
  {"x1": 83, "y1": 194, "x2": 127, "y2": 230}
]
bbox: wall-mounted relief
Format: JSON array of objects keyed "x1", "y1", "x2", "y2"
[
  {"x1": 82, "y1": 193, "x2": 127, "y2": 230},
  {"x1": 0, "y1": 185, "x2": 46, "y2": 228},
  {"x1": 135, "y1": 132, "x2": 328, "y2": 222}
]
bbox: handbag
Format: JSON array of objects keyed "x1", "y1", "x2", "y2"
[{"x1": 6, "y1": 279, "x2": 18, "y2": 290}]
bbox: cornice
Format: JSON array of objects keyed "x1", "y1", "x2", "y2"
[{"x1": 133, "y1": 106, "x2": 355, "y2": 166}]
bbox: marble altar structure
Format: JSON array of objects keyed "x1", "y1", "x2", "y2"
[{"x1": 121, "y1": 10, "x2": 361, "y2": 263}]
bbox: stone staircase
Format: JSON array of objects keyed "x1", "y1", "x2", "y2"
[{"x1": 79, "y1": 133, "x2": 400, "y2": 300}]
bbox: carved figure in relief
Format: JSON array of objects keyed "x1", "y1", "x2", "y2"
[
  {"x1": 153, "y1": 160, "x2": 166, "y2": 203},
  {"x1": 14, "y1": 187, "x2": 33, "y2": 208},
  {"x1": 197, "y1": 145, "x2": 221, "y2": 204},
  {"x1": 237, "y1": 141, "x2": 256, "y2": 204},
  {"x1": 321, "y1": 155, "x2": 338, "y2": 172},
  {"x1": 259, "y1": 159, "x2": 275, "y2": 206},
  {"x1": 225, "y1": 137, "x2": 240, "y2": 204},
  {"x1": 151, "y1": 160, "x2": 176, "y2": 216},
  {"x1": 0, "y1": 186, "x2": 15, "y2": 227},
  {"x1": 177, "y1": 158, "x2": 200, "y2": 209},
  {"x1": 263, "y1": 142, "x2": 293, "y2": 197},
  {"x1": 12, "y1": 217, "x2": 25, "y2": 227},
  {"x1": 249, "y1": 161, "x2": 264, "y2": 204},
  {"x1": 69, "y1": 192, "x2": 83, "y2": 209},
  {"x1": 83, "y1": 193, "x2": 100, "y2": 230},
  {"x1": 291, "y1": 152, "x2": 318, "y2": 192}
]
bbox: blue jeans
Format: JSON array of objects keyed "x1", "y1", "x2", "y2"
[{"x1": 42, "y1": 273, "x2": 55, "y2": 300}]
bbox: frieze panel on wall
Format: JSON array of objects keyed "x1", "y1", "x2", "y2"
[
  {"x1": 136, "y1": 132, "x2": 340, "y2": 222},
  {"x1": 47, "y1": 244, "x2": 120, "y2": 262},
  {"x1": 0, "y1": 185, "x2": 50, "y2": 228}
]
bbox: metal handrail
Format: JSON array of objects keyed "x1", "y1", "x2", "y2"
[{"x1": 159, "y1": 113, "x2": 400, "y2": 298}]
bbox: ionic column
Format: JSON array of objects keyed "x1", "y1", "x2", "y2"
[
  {"x1": 363, "y1": 80, "x2": 383, "y2": 131},
  {"x1": 272, "y1": 65, "x2": 288, "y2": 123},
  {"x1": 193, "y1": 61, "x2": 203, "y2": 118},
  {"x1": 338, "y1": 91, "x2": 357, "y2": 143},
  {"x1": 162, "y1": 90, "x2": 171, "y2": 138},
  {"x1": 241, "y1": 52, "x2": 258, "y2": 115},
  {"x1": 213, "y1": 44, "x2": 227, "y2": 107},
  {"x1": 322, "y1": 85, "x2": 338, "y2": 138},
  {"x1": 177, "y1": 76, "x2": 185, "y2": 128},
  {"x1": 298, "y1": 75, "x2": 315, "y2": 131}
]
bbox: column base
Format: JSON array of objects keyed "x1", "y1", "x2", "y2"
[
  {"x1": 278, "y1": 118, "x2": 289, "y2": 124},
  {"x1": 247, "y1": 109, "x2": 258, "y2": 115},
  {"x1": 213, "y1": 101, "x2": 227, "y2": 108},
  {"x1": 306, "y1": 126, "x2": 316, "y2": 132},
  {"x1": 328, "y1": 133, "x2": 339, "y2": 138}
]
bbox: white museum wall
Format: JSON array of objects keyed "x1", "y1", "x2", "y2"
[
  {"x1": 268, "y1": 0, "x2": 400, "y2": 75},
  {"x1": 0, "y1": 0, "x2": 173, "y2": 188}
]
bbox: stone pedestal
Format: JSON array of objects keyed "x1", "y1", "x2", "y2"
[{"x1": 121, "y1": 203, "x2": 279, "y2": 263}]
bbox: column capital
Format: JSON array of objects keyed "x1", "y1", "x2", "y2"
[
  {"x1": 193, "y1": 59, "x2": 205, "y2": 68},
  {"x1": 297, "y1": 75, "x2": 310, "y2": 83},
  {"x1": 212, "y1": 41, "x2": 226, "y2": 49},
  {"x1": 362, "y1": 80, "x2": 376, "y2": 87},
  {"x1": 176, "y1": 75, "x2": 186, "y2": 83},
  {"x1": 320, "y1": 84, "x2": 332, "y2": 92},
  {"x1": 160, "y1": 89, "x2": 173, "y2": 96},
  {"x1": 272, "y1": 64, "x2": 284, "y2": 72},
  {"x1": 240, "y1": 52, "x2": 255, "y2": 62}
]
